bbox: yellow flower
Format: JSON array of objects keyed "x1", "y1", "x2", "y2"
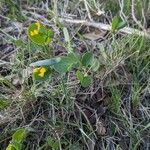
[
  {"x1": 38, "y1": 67, "x2": 47, "y2": 77},
  {"x1": 30, "y1": 29, "x2": 39, "y2": 36},
  {"x1": 33, "y1": 67, "x2": 47, "y2": 77},
  {"x1": 30, "y1": 22, "x2": 41, "y2": 36},
  {"x1": 33, "y1": 29, "x2": 39, "y2": 35}
]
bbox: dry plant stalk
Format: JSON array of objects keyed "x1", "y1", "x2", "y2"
[
  {"x1": 22, "y1": 10, "x2": 149, "y2": 38},
  {"x1": 59, "y1": 18, "x2": 150, "y2": 39}
]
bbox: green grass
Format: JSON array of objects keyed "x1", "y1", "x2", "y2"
[{"x1": 0, "y1": 0, "x2": 150, "y2": 150}]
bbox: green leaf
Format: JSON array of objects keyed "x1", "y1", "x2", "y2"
[
  {"x1": 76, "y1": 70, "x2": 84, "y2": 82},
  {"x1": 81, "y1": 52, "x2": 94, "y2": 67},
  {"x1": 53, "y1": 57, "x2": 72, "y2": 73},
  {"x1": 6, "y1": 128, "x2": 30, "y2": 150},
  {"x1": 81, "y1": 76, "x2": 92, "y2": 87},
  {"x1": 53, "y1": 53, "x2": 79, "y2": 73},
  {"x1": 111, "y1": 16, "x2": 126, "y2": 32},
  {"x1": 6, "y1": 144, "x2": 16, "y2": 150},
  {"x1": 66, "y1": 53, "x2": 79, "y2": 64},
  {"x1": 12, "y1": 128, "x2": 28, "y2": 143},
  {"x1": 47, "y1": 137, "x2": 59, "y2": 149},
  {"x1": 117, "y1": 21, "x2": 126, "y2": 30},
  {"x1": 28, "y1": 22, "x2": 54, "y2": 45},
  {"x1": 112, "y1": 16, "x2": 120, "y2": 32},
  {"x1": 10, "y1": 141, "x2": 22, "y2": 150},
  {"x1": 91, "y1": 58, "x2": 100, "y2": 72},
  {"x1": 30, "y1": 57, "x2": 61, "y2": 67},
  {"x1": 76, "y1": 70, "x2": 92, "y2": 87}
]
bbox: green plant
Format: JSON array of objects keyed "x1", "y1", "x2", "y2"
[
  {"x1": 28, "y1": 22, "x2": 54, "y2": 45},
  {"x1": 131, "y1": 79, "x2": 141, "y2": 109},
  {"x1": 6, "y1": 128, "x2": 29, "y2": 150},
  {"x1": 109, "y1": 87, "x2": 122, "y2": 113},
  {"x1": 111, "y1": 16, "x2": 126, "y2": 33},
  {"x1": 47, "y1": 137, "x2": 59, "y2": 150},
  {"x1": 28, "y1": 22, "x2": 100, "y2": 87}
]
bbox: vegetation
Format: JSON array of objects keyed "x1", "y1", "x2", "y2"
[{"x1": 0, "y1": 0, "x2": 150, "y2": 150}]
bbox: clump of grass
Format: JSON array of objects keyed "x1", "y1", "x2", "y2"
[
  {"x1": 109, "y1": 87, "x2": 122, "y2": 114},
  {"x1": 0, "y1": 98, "x2": 10, "y2": 110}
]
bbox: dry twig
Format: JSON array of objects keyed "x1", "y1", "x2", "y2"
[{"x1": 59, "y1": 18, "x2": 150, "y2": 39}]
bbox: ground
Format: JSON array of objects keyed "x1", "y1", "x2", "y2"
[{"x1": 0, "y1": 0, "x2": 150, "y2": 150}]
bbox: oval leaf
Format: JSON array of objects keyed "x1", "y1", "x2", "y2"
[
  {"x1": 30, "y1": 57, "x2": 61, "y2": 67},
  {"x1": 47, "y1": 137, "x2": 59, "y2": 149},
  {"x1": 111, "y1": 16, "x2": 126, "y2": 32},
  {"x1": 81, "y1": 52, "x2": 94, "y2": 67},
  {"x1": 12, "y1": 128, "x2": 28, "y2": 143},
  {"x1": 112, "y1": 16, "x2": 120, "y2": 32},
  {"x1": 6, "y1": 144, "x2": 16, "y2": 150},
  {"x1": 53, "y1": 53, "x2": 79, "y2": 73},
  {"x1": 117, "y1": 21, "x2": 126, "y2": 30},
  {"x1": 53, "y1": 57, "x2": 72, "y2": 73}
]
